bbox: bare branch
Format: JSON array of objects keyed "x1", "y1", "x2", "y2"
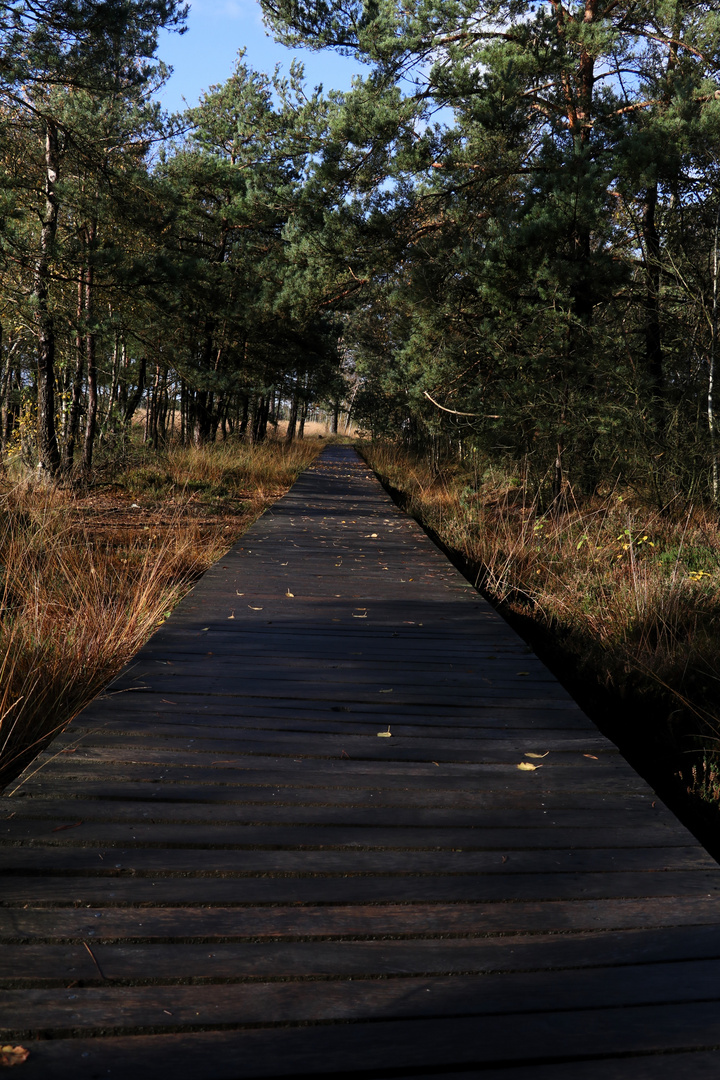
[{"x1": 423, "y1": 390, "x2": 499, "y2": 417}]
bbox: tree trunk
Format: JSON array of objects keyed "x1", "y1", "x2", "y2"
[
  {"x1": 0, "y1": 322, "x2": 7, "y2": 457},
  {"x1": 124, "y1": 355, "x2": 146, "y2": 428},
  {"x1": 285, "y1": 389, "x2": 299, "y2": 444},
  {"x1": 193, "y1": 388, "x2": 213, "y2": 445},
  {"x1": 33, "y1": 118, "x2": 61, "y2": 477},
  {"x1": 3, "y1": 357, "x2": 20, "y2": 451},
  {"x1": 238, "y1": 393, "x2": 249, "y2": 438},
  {"x1": 81, "y1": 223, "x2": 98, "y2": 475},
  {"x1": 100, "y1": 330, "x2": 122, "y2": 438},
  {"x1": 256, "y1": 393, "x2": 270, "y2": 443},
  {"x1": 250, "y1": 393, "x2": 270, "y2": 444},
  {"x1": 709, "y1": 203, "x2": 720, "y2": 502},
  {"x1": 642, "y1": 184, "x2": 664, "y2": 417},
  {"x1": 244, "y1": 392, "x2": 259, "y2": 444},
  {"x1": 62, "y1": 272, "x2": 86, "y2": 473},
  {"x1": 179, "y1": 377, "x2": 188, "y2": 444},
  {"x1": 298, "y1": 393, "x2": 308, "y2": 440}
]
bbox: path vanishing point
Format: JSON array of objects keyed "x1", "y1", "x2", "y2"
[{"x1": 3, "y1": 445, "x2": 720, "y2": 1078}]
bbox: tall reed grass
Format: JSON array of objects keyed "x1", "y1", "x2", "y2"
[{"x1": 0, "y1": 439, "x2": 321, "y2": 787}]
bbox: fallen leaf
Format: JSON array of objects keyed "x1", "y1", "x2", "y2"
[
  {"x1": 516, "y1": 671, "x2": 530, "y2": 676},
  {"x1": 227, "y1": 613, "x2": 235, "y2": 620},
  {"x1": 378, "y1": 689, "x2": 393, "y2": 693},
  {"x1": 51, "y1": 821, "x2": 83, "y2": 833},
  {"x1": 525, "y1": 752, "x2": 549, "y2": 759},
  {"x1": 235, "y1": 591, "x2": 244, "y2": 596},
  {"x1": 248, "y1": 606, "x2": 263, "y2": 611},
  {"x1": 517, "y1": 762, "x2": 541, "y2": 771},
  {"x1": 377, "y1": 729, "x2": 392, "y2": 738},
  {"x1": 286, "y1": 590, "x2": 294, "y2": 598},
  {"x1": 0, "y1": 1045, "x2": 30, "y2": 1067},
  {"x1": 584, "y1": 754, "x2": 599, "y2": 760},
  {"x1": 352, "y1": 612, "x2": 368, "y2": 618}
]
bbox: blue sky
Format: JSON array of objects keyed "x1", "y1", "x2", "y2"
[{"x1": 155, "y1": 0, "x2": 365, "y2": 114}]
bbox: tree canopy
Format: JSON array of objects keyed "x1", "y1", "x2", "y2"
[{"x1": 0, "y1": 0, "x2": 719, "y2": 503}]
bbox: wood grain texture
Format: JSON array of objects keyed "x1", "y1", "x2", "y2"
[{"x1": 2, "y1": 445, "x2": 720, "y2": 1078}]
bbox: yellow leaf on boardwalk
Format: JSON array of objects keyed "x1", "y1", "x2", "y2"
[
  {"x1": 525, "y1": 752, "x2": 549, "y2": 759},
  {"x1": 517, "y1": 762, "x2": 541, "y2": 771},
  {"x1": 1, "y1": 1045, "x2": 30, "y2": 1066}
]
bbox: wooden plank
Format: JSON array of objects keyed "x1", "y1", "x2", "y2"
[
  {"x1": 1, "y1": 820, "x2": 692, "y2": 850},
  {"x1": 6, "y1": 780, "x2": 662, "y2": 809},
  {"x1": 16, "y1": 758, "x2": 644, "y2": 786},
  {"x1": 2, "y1": 797, "x2": 674, "y2": 827},
  {"x1": 6, "y1": 958, "x2": 720, "y2": 1034},
  {"x1": 73, "y1": 700, "x2": 594, "y2": 730},
  {"x1": 3, "y1": 896, "x2": 720, "y2": 941},
  {"x1": 5, "y1": 924, "x2": 720, "y2": 984},
  {"x1": 10, "y1": 1005, "x2": 720, "y2": 1079},
  {"x1": 26, "y1": 729, "x2": 617, "y2": 756},
  {"x1": 1, "y1": 845, "x2": 712, "y2": 875},
  {"x1": 2, "y1": 871, "x2": 719, "y2": 906}
]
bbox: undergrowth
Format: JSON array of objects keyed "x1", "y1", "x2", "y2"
[
  {"x1": 0, "y1": 438, "x2": 321, "y2": 787},
  {"x1": 361, "y1": 440, "x2": 720, "y2": 815}
]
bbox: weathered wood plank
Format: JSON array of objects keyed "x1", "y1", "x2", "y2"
[
  {"x1": 2, "y1": 797, "x2": 673, "y2": 827},
  {"x1": 3, "y1": 896, "x2": 720, "y2": 942},
  {"x1": 1, "y1": 820, "x2": 691, "y2": 850},
  {"x1": 5, "y1": 924, "x2": 720, "y2": 984},
  {"x1": 6, "y1": 780, "x2": 661, "y2": 809},
  {"x1": 11, "y1": 1004, "x2": 720, "y2": 1080},
  {"x1": 3, "y1": 870, "x2": 719, "y2": 906},
  {"x1": 6, "y1": 958, "x2": 720, "y2": 1036}
]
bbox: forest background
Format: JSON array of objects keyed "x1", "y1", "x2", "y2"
[{"x1": 2, "y1": 0, "x2": 720, "y2": 838}]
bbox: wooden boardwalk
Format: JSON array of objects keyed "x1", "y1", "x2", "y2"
[{"x1": 3, "y1": 445, "x2": 720, "y2": 1078}]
